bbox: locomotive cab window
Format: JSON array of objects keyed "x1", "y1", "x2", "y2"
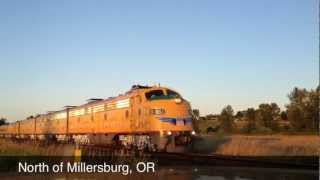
[
  {"x1": 145, "y1": 90, "x2": 165, "y2": 100},
  {"x1": 166, "y1": 90, "x2": 180, "y2": 99}
]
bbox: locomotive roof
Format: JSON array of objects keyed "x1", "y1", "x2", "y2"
[
  {"x1": 65, "y1": 85, "x2": 174, "y2": 110},
  {"x1": 20, "y1": 85, "x2": 178, "y2": 121}
]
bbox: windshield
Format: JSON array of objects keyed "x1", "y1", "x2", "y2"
[
  {"x1": 145, "y1": 89, "x2": 181, "y2": 100},
  {"x1": 166, "y1": 90, "x2": 180, "y2": 98},
  {"x1": 145, "y1": 90, "x2": 165, "y2": 100}
]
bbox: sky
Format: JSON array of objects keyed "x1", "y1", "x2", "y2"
[{"x1": 0, "y1": 0, "x2": 318, "y2": 122}]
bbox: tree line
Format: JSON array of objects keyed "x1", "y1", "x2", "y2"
[{"x1": 194, "y1": 86, "x2": 319, "y2": 134}]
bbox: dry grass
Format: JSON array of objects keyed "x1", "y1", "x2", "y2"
[
  {"x1": 0, "y1": 135, "x2": 319, "y2": 157},
  {"x1": 214, "y1": 135, "x2": 320, "y2": 156},
  {"x1": 0, "y1": 139, "x2": 75, "y2": 156}
]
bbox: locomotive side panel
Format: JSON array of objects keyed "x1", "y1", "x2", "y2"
[
  {"x1": 36, "y1": 116, "x2": 52, "y2": 135},
  {"x1": 35, "y1": 117, "x2": 45, "y2": 135},
  {"x1": 102, "y1": 97, "x2": 131, "y2": 133},
  {"x1": 78, "y1": 112, "x2": 93, "y2": 134},
  {"x1": 88, "y1": 104, "x2": 106, "y2": 134},
  {"x1": 19, "y1": 118, "x2": 34, "y2": 135},
  {"x1": 68, "y1": 103, "x2": 105, "y2": 134},
  {"x1": 103, "y1": 108, "x2": 120, "y2": 133},
  {"x1": 4, "y1": 123, "x2": 17, "y2": 135},
  {"x1": 129, "y1": 94, "x2": 153, "y2": 132},
  {"x1": 68, "y1": 108, "x2": 85, "y2": 134},
  {"x1": 51, "y1": 112, "x2": 67, "y2": 134},
  {"x1": 58, "y1": 118, "x2": 67, "y2": 134},
  {"x1": 44, "y1": 115, "x2": 53, "y2": 134},
  {"x1": 69, "y1": 107, "x2": 102, "y2": 134},
  {"x1": 48, "y1": 118, "x2": 66, "y2": 134},
  {"x1": 0, "y1": 125, "x2": 8, "y2": 135},
  {"x1": 11, "y1": 123, "x2": 19, "y2": 135},
  {"x1": 68, "y1": 116, "x2": 78, "y2": 134},
  {"x1": 94, "y1": 110, "x2": 106, "y2": 133},
  {"x1": 108, "y1": 108, "x2": 131, "y2": 133}
]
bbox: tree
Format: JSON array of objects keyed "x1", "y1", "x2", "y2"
[
  {"x1": 218, "y1": 105, "x2": 234, "y2": 133},
  {"x1": 244, "y1": 108, "x2": 256, "y2": 133},
  {"x1": 256, "y1": 103, "x2": 280, "y2": 131},
  {"x1": 235, "y1": 111, "x2": 244, "y2": 119},
  {"x1": 308, "y1": 89, "x2": 319, "y2": 131},
  {"x1": 270, "y1": 103, "x2": 281, "y2": 131},
  {"x1": 191, "y1": 109, "x2": 200, "y2": 133},
  {"x1": 286, "y1": 87, "x2": 319, "y2": 132},
  {"x1": 270, "y1": 103, "x2": 281, "y2": 117},
  {"x1": 0, "y1": 118, "x2": 7, "y2": 126},
  {"x1": 288, "y1": 87, "x2": 308, "y2": 105},
  {"x1": 192, "y1": 109, "x2": 200, "y2": 120},
  {"x1": 287, "y1": 105, "x2": 304, "y2": 131},
  {"x1": 280, "y1": 111, "x2": 288, "y2": 121}
]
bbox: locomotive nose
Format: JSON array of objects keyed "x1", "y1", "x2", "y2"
[
  {"x1": 143, "y1": 87, "x2": 194, "y2": 134},
  {"x1": 149, "y1": 99, "x2": 190, "y2": 117}
]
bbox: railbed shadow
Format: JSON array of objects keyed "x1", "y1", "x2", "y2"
[{"x1": 188, "y1": 134, "x2": 230, "y2": 154}]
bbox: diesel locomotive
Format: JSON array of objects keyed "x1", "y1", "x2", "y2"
[{"x1": 0, "y1": 85, "x2": 195, "y2": 152}]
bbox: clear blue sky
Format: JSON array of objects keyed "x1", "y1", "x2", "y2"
[{"x1": 0, "y1": 0, "x2": 318, "y2": 121}]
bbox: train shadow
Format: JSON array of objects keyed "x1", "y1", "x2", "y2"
[{"x1": 188, "y1": 134, "x2": 230, "y2": 154}]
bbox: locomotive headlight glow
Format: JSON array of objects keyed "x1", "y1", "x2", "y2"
[
  {"x1": 167, "y1": 131, "x2": 172, "y2": 136},
  {"x1": 191, "y1": 131, "x2": 196, "y2": 135},
  {"x1": 174, "y1": 98, "x2": 182, "y2": 103}
]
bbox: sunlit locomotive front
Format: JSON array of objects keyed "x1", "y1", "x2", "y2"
[
  {"x1": 120, "y1": 86, "x2": 195, "y2": 152},
  {"x1": 106, "y1": 85, "x2": 195, "y2": 152},
  {"x1": 141, "y1": 86, "x2": 194, "y2": 152},
  {"x1": 0, "y1": 85, "x2": 195, "y2": 152}
]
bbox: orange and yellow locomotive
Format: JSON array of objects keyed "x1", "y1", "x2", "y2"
[{"x1": 0, "y1": 85, "x2": 195, "y2": 152}]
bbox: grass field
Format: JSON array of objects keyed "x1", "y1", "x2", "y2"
[
  {"x1": 191, "y1": 134, "x2": 320, "y2": 156},
  {"x1": 0, "y1": 139, "x2": 75, "y2": 156},
  {"x1": 216, "y1": 135, "x2": 319, "y2": 156}
]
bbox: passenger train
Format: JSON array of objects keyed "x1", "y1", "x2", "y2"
[{"x1": 0, "y1": 85, "x2": 195, "y2": 152}]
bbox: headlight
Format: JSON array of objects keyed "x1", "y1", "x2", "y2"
[
  {"x1": 167, "y1": 131, "x2": 172, "y2": 136},
  {"x1": 191, "y1": 131, "x2": 196, "y2": 135},
  {"x1": 174, "y1": 98, "x2": 182, "y2": 103},
  {"x1": 151, "y1": 108, "x2": 165, "y2": 115}
]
